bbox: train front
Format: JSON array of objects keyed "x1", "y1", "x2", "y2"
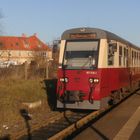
[{"x1": 57, "y1": 28, "x2": 101, "y2": 110}]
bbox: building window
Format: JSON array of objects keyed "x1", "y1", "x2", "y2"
[
  {"x1": 16, "y1": 42, "x2": 19, "y2": 46},
  {"x1": 8, "y1": 52, "x2": 12, "y2": 57},
  {"x1": 19, "y1": 52, "x2": 21, "y2": 56},
  {"x1": 28, "y1": 52, "x2": 32, "y2": 56},
  {"x1": 38, "y1": 42, "x2": 42, "y2": 48},
  {"x1": 43, "y1": 52, "x2": 47, "y2": 57},
  {"x1": 24, "y1": 40, "x2": 29, "y2": 48},
  {"x1": 0, "y1": 42, "x2": 3, "y2": 47}
]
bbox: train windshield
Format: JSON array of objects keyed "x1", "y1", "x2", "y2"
[{"x1": 63, "y1": 40, "x2": 99, "y2": 69}]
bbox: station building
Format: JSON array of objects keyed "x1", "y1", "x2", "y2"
[{"x1": 0, "y1": 34, "x2": 52, "y2": 65}]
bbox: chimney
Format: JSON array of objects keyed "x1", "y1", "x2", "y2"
[
  {"x1": 22, "y1": 33, "x2": 26, "y2": 37},
  {"x1": 34, "y1": 33, "x2": 37, "y2": 36}
]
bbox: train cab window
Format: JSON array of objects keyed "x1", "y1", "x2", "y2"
[
  {"x1": 119, "y1": 46, "x2": 122, "y2": 66},
  {"x1": 63, "y1": 40, "x2": 99, "y2": 69}
]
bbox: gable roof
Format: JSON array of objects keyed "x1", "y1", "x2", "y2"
[{"x1": 0, "y1": 35, "x2": 51, "y2": 51}]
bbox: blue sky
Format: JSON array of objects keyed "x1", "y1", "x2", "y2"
[{"x1": 0, "y1": 0, "x2": 140, "y2": 45}]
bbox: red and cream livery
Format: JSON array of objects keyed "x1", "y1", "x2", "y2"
[{"x1": 57, "y1": 27, "x2": 140, "y2": 110}]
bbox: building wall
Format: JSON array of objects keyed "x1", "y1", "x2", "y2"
[
  {"x1": 0, "y1": 35, "x2": 52, "y2": 64},
  {"x1": 0, "y1": 49, "x2": 52, "y2": 64}
]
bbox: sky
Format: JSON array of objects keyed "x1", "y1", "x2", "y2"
[{"x1": 0, "y1": 0, "x2": 140, "y2": 45}]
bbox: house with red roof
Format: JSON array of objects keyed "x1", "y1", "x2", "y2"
[{"x1": 0, "y1": 34, "x2": 52, "y2": 65}]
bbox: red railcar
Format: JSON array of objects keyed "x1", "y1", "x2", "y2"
[{"x1": 57, "y1": 28, "x2": 140, "y2": 110}]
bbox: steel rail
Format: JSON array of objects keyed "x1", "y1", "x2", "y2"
[
  {"x1": 48, "y1": 89, "x2": 140, "y2": 140},
  {"x1": 48, "y1": 110, "x2": 99, "y2": 140}
]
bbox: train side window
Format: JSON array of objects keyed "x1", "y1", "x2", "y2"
[
  {"x1": 138, "y1": 53, "x2": 140, "y2": 66},
  {"x1": 132, "y1": 51, "x2": 134, "y2": 66},
  {"x1": 138, "y1": 52, "x2": 139, "y2": 65},
  {"x1": 134, "y1": 51, "x2": 136, "y2": 65},
  {"x1": 137, "y1": 52, "x2": 139, "y2": 65},
  {"x1": 123, "y1": 47, "x2": 128, "y2": 67},
  {"x1": 139, "y1": 52, "x2": 140, "y2": 65},
  {"x1": 137, "y1": 52, "x2": 138, "y2": 65},
  {"x1": 119, "y1": 46, "x2": 122, "y2": 66},
  {"x1": 126, "y1": 49, "x2": 128, "y2": 67},
  {"x1": 108, "y1": 44, "x2": 114, "y2": 65},
  {"x1": 124, "y1": 48, "x2": 126, "y2": 66}
]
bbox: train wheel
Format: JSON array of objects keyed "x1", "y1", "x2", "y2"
[{"x1": 109, "y1": 90, "x2": 123, "y2": 104}]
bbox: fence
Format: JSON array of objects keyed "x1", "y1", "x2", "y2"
[{"x1": 0, "y1": 61, "x2": 58, "y2": 80}]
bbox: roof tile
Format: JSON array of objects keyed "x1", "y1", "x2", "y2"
[{"x1": 0, "y1": 35, "x2": 50, "y2": 51}]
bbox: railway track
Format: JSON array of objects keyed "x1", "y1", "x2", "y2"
[
  {"x1": 18, "y1": 89, "x2": 139, "y2": 140},
  {"x1": 18, "y1": 111, "x2": 91, "y2": 140}
]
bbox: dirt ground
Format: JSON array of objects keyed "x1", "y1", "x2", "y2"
[
  {"x1": 0, "y1": 79, "x2": 65, "y2": 139},
  {"x1": 0, "y1": 99, "x2": 64, "y2": 139}
]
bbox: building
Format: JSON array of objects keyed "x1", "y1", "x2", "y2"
[{"x1": 0, "y1": 34, "x2": 52, "y2": 65}]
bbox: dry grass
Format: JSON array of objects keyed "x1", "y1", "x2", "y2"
[
  {"x1": 0, "y1": 79, "x2": 47, "y2": 127},
  {"x1": 0, "y1": 56, "x2": 59, "y2": 137}
]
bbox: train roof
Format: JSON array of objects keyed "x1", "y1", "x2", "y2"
[{"x1": 61, "y1": 27, "x2": 139, "y2": 49}]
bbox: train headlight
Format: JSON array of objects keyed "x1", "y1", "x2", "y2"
[
  {"x1": 60, "y1": 78, "x2": 65, "y2": 82},
  {"x1": 93, "y1": 78, "x2": 99, "y2": 83},
  {"x1": 89, "y1": 78, "x2": 94, "y2": 83},
  {"x1": 65, "y1": 77, "x2": 68, "y2": 83},
  {"x1": 89, "y1": 78, "x2": 99, "y2": 83},
  {"x1": 60, "y1": 77, "x2": 68, "y2": 83}
]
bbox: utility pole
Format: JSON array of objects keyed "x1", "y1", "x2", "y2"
[
  {"x1": 45, "y1": 60, "x2": 49, "y2": 79},
  {"x1": 24, "y1": 61, "x2": 28, "y2": 80}
]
